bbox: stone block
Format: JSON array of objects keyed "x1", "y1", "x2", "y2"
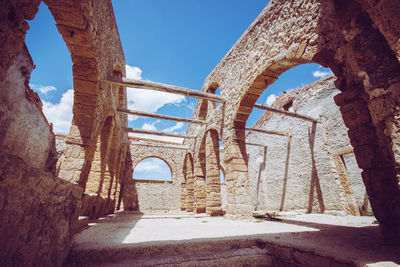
[
  {"x1": 231, "y1": 164, "x2": 248, "y2": 172},
  {"x1": 56, "y1": 24, "x2": 91, "y2": 47},
  {"x1": 50, "y1": 7, "x2": 87, "y2": 29},
  {"x1": 73, "y1": 79, "x2": 99, "y2": 96},
  {"x1": 293, "y1": 250, "x2": 331, "y2": 267},
  {"x1": 353, "y1": 144, "x2": 387, "y2": 169},
  {"x1": 368, "y1": 94, "x2": 396, "y2": 123},
  {"x1": 339, "y1": 100, "x2": 371, "y2": 129}
]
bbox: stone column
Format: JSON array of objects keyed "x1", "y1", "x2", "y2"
[
  {"x1": 223, "y1": 128, "x2": 252, "y2": 216},
  {"x1": 205, "y1": 130, "x2": 223, "y2": 216},
  {"x1": 383, "y1": 108, "x2": 400, "y2": 185},
  {"x1": 193, "y1": 160, "x2": 206, "y2": 213},
  {"x1": 184, "y1": 155, "x2": 195, "y2": 212},
  {"x1": 99, "y1": 122, "x2": 117, "y2": 214},
  {"x1": 335, "y1": 85, "x2": 400, "y2": 244},
  {"x1": 180, "y1": 182, "x2": 187, "y2": 210},
  {"x1": 185, "y1": 175, "x2": 195, "y2": 212}
]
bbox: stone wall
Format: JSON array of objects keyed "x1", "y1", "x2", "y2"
[
  {"x1": 0, "y1": 45, "x2": 56, "y2": 172},
  {"x1": 246, "y1": 76, "x2": 370, "y2": 214},
  {"x1": 0, "y1": 44, "x2": 82, "y2": 266},
  {"x1": 182, "y1": 0, "x2": 400, "y2": 243},
  {"x1": 134, "y1": 180, "x2": 180, "y2": 212},
  {"x1": 122, "y1": 140, "x2": 185, "y2": 211},
  {"x1": 0, "y1": 0, "x2": 128, "y2": 264}
]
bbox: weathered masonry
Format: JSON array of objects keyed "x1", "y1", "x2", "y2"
[
  {"x1": 0, "y1": 0, "x2": 399, "y2": 265},
  {"x1": 181, "y1": 0, "x2": 400, "y2": 246}
]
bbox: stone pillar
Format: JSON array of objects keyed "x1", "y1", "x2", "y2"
[
  {"x1": 205, "y1": 130, "x2": 223, "y2": 216},
  {"x1": 180, "y1": 182, "x2": 187, "y2": 210},
  {"x1": 193, "y1": 160, "x2": 206, "y2": 213},
  {"x1": 335, "y1": 85, "x2": 400, "y2": 244},
  {"x1": 383, "y1": 108, "x2": 400, "y2": 184},
  {"x1": 99, "y1": 122, "x2": 116, "y2": 214},
  {"x1": 185, "y1": 175, "x2": 195, "y2": 212},
  {"x1": 223, "y1": 128, "x2": 252, "y2": 216},
  {"x1": 183, "y1": 155, "x2": 195, "y2": 212},
  {"x1": 114, "y1": 144, "x2": 128, "y2": 210}
]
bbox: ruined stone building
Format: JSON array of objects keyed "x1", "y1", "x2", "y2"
[{"x1": 1, "y1": 0, "x2": 400, "y2": 266}]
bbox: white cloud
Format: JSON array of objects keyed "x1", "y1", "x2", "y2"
[
  {"x1": 125, "y1": 64, "x2": 185, "y2": 120},
  {"x1": 135, "y1": 158, "x2": 165, "y2": 172},
  {"x1": 188, "y1": 102, "x2": 195, "y2": 110},
  {"x1": 312, "y1": 70, "x2": 332, "y2": 78},
  {"x1": 164, "y1": 122, "x2": 184, "y2": 133},
  {"x1": 30, "y1": 84, "x2": 57, "y2": 94},
  {"x1": 130, "y1": 121, "x2": 185, "y2": 144},
  {"x1": 42, "y1": 89, "x2": 73, "y2": 134},
  {"x1": 133, "y1": 158, "x2": 172, "y2": 180},
  {"x1": 141, "y1": 120, "x2": 160, "y2": 131},
  {"x1": 125, "y1": 65, "x2": 143, "y2": 80},
  {"x1": 266, "y1": 94, "x2": 276, "y2": 106}
]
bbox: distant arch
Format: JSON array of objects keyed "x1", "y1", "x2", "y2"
[{"x1": 132, "y1": 156, "x2": 173, "y2": 181}]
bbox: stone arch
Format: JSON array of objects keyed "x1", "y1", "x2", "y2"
[
  {"x1": 197, "y1": 83, "x2": 220, "y2": 120},
  {"x1": 183, "y1": 153, "x2": 194, "y2": 181},
  {"x1": 122, "y1": 142, "x2": 185, "y2": 211},
  {"x1": 0, "y1": 0, "x2": 127, "y2": 195},
  {"x1": 49, "y1": 0, "x2": 126, "y2": 191},
  {"x1": 8, "y1": 0, "x2": 128, "y2": 195},
  {"x1": 197, "y1": 0, "x2": 400, "y2": 242},
  {"x1": 132, "y1": 156, "x2": 173, "y2": 181},
  {"x1": 0, "y1": 0, "x2": 127, "y2": 263}
]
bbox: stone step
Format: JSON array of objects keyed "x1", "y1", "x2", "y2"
[
  {"x1": 69, "y1": 247, "x2": 272, "y2": 267},
  {"x1": 66, "y1": 236, "x2": 354, "y2": 267}
]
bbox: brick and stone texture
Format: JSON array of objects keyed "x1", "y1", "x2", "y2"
[
  {"x1": 133, "y1": 180, "x2": 180, "y2": 212},
  {"x1": 122, "y1": 140, "x2": 185, "y2": 212},
  {"x1": 0, "y1": 41, "x2": 81, "y2": 266},
  {"x1": 205, "y1": 130, "x2": 224, "y2": 215},
  {"x1": 185, "y1": 0, "x2": 400, "y2": 243},
  {"x1": 1, "y1": 1, "x2": 400, "y2": 266},
  {"x1": 183, "y1": 153, "x2": 195, "y2": 212},
  {"x1": 246, "y1": 76, "x2": 370, "y2": 215},
  {"x1": 0, "y1": 0, "x2": 128, "y2": 264}
]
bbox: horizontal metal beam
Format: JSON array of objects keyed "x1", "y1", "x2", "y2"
[
  {"x1": 254, "y1": 103, "x2": 317, "y2": 123},
  {"x1": 245, "y1": 127, "x2": 287, "y2": 137},
  {"x1": 118, "y1": 108, "x2": 206, "y2": 125},
  {"x1": 123, "y1": 127, "x2": 195, "y2": 139},
  {"x1": 108, "y1": 76, "x2": 226, "y2": 103}
]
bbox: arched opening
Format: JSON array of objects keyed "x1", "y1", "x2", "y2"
[
  {"x1": 26, "y1": 2, "x2": 73, "y2": 136},
  {"x1": 132, "y1": 156, "x2": 178, "y2": 212},
  {"x1": 133, "y1": 157, "x2": 172, "y2": 181},
  {"x1": 236, "y1": 62, "x2": 369, "y2": 216},
  {"x1": 0, "y1": 1, "x2": 125, "y2": 263},
  {"x1": 195, "y1": 129, "x2": 224, "y2": 216},
  {"x1": 198, "y1": 83, "x2": 220, "y2": 120}
]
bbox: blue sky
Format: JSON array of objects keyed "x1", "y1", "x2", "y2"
[{"x1": 25, "y1": 1, "x2": 331, "y2": 179}]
